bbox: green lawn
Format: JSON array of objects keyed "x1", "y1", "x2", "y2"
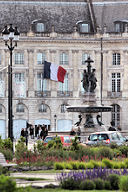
[{"x1": 18, "y1": 188, "x2": 118, "y2": 192}]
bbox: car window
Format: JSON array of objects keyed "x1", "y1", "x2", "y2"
[
  {"x1": 90, "y1": 134, "x2": 98, "y2": 141},
  {"x1": 111, "y1": 133, "x2": 119, "y2": 140},
  {"x1": 64, "y1": 136, "x2": 71, "y2": 143},
  {"x1": 98, "y1": 134, "x2": 109, "y2": 141},
  {"x1": 117, "y1": 132, "x2": 125, "y2": 141},
  {"x1": 44, "y1": 137, "x2": 54, "y2": 143}
]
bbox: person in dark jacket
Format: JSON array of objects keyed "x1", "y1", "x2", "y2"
[{"x1": 70, "y1": 128, "x2": 76, "y2": 136}]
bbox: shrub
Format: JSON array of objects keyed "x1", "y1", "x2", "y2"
[
  {"x1": 119, "y1": 145, "x2": 128, "y2": 157},
  {"x1": 104, "y1": 180, "x2": 111, "y2": 190},
  {"x1": 102, "y1": 158, "x2": 113, "y2": 168},
  {"x1": 107, "y1": 174, "x2": 120, "y2": 190},
  {"x1": 90, "y1": 160, "x2": 99, "y2": 168},
  {"x1": 113, "y1": 162, "x2": 120, "y2": 169},
  {"x1": 36, "y1": 140, "x2": 46, "y2": 153},
  {"x1": 15, "y1": 138, "x2": 28, "y2": 161},
  {"x1": 54, "y1": 162, "x2": 64, "y2": 170},
  {"x1": 78, "y1": 162, "x2": 86, "y2": 169},
  {"x1": 85, "y1": 162, "x2": 94, "y2": 169},
  {"x1": 124, "y1": 159, "x2": 128, "y2": 168},
  {"x1": 69, "y1": 161, "x2": 78, "y2": 170},
  {"x1": 80, "y1": 180, "x2": 95, "y2": 190},
  {"x1": 94, "y1": 178, "x2": 104, "y2": 190},
  {"x1": 61, "y1": 178, "x2": 79, "y2": 190},
  {"x1": 110, "y1": 142, "x2": 119, "y2": 149},
  {"x1": 119, "y1": 175, "x2": 128, "y2": 192},
  {"x1": 63, "y1": 162, "x2": 72, "y2": 170},
  {"x1": 71, "y1": 136, "x2": 79, "y2": 151},
  {"x1": 0, "y1": 148, "x2": 13, "y2": 161},
  {"x1": 3, "y1": 138, "x2": 13, "y2": 151},
  {"x1": 98, "y1": 147, "x2": 114, "y2": 160},
  {"x1": 119, "y1": 161, "x2": 126, "y2": 169},
  {"x1": 0, "y1": 174, "x2": 16, "y2": 192}
]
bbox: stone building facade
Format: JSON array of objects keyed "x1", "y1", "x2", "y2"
[{"x1": 0, "y1": 0, "x2": 128, "y2": 138}]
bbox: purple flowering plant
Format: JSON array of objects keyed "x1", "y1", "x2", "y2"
[{"x1": 57, "y1": 167, "x2": 128, "y2": 183}]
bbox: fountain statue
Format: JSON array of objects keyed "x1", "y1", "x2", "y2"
[{"x1": 67, "y1": 56, "x2": 112, "y2": 133}]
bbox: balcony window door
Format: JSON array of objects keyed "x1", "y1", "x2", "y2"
[
  {"x1": 60, "y1": 52, "x2": 69, "y2": 65},
  {"x1": 112, "y1": 73, "x2": 120, "y2": 92},
  {"x1": 15, "y1": 53, "x2": 24, "y2": 65},
  {"x1": 37, "y1": 53, "x2": 45, "y2": 64},
  {"x1": 59, "y1": 73, "x2": 68, "y2": 92},
  {"x1": 37, "y1": 73, "x2": 47, "y2": 91},
  {"x1": 14, "y1": 73, "x2": 26, "y2": 98},
  {"x1": 111, "y1": 104, "x2": 120, "y2": 127}
]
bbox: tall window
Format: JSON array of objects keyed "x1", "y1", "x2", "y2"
[
  {"x1": 59, "y1": 73, "x2": 68, "y2": 92},
  {"x1": 113, "y1": 53, "x2": 120, "y2": 65},
  {"x1": 112, "y1": 73, "x2": 120, "y2": 92},
  {"x1": 14, "y1": 73, "x2": 26, "y2": 98},
  {"x1": 60, "y1": 52, "x2": 69, "y2": 65},
  {"x1": 15, "y1": 53, "x2": 24, "y2": 65},
  {"x1": 82, "y1": 53, "x2": 89, "y2": 65},
  {"x1": 80, "y1": 23, "x2": 90, "y2": 33},
  {"x1": 15, "y1": 73, "x2": 24, "y2": 82},
  {"x1": 37, "y1": 53, "x2": 45, "y2": 64},
  {"x1": 37, "y1": 73, "x2": 47, "y2": 91},
  {"x1": 111, "y1": 104, "x2": 120, "y2": 127},
  {"x1": 36, "y1": 23, "x2": 45, "y2": 32},
  {"x1": 39, "y1": 104, "x2": 47, "y2": 112},
  {"x1": 16, "y1": 104, "x2": 24, "y2": 113}
]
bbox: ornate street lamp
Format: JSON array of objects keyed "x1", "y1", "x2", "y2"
[
  {"x1": 54, "y1": 114, "x2": 57, "y2": 131},
  {"x1": 2, "y1": 24, "x2": 20, "y2": 142}
]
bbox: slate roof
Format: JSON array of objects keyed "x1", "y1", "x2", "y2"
[
  {"x1": 0, "y1": 0, "x2": 128, "y2": 33},
  {"x1": 93, "y1": 1, "x2": 128, "y2": 32},
  {"x1": 0, "y1": 1, "x2": 90, "y2": 33}
]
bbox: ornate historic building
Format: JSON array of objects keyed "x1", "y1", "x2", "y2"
[{"x1": 0, "y1": 0, "x2": 128, "y2": 138}]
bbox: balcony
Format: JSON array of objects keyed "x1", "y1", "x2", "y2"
[
  {"x1": 107, "y1": 91, "x2": 122, "y2": 98},
  {"x1": 57, "y1": 91, "x2": 73, "y2": 97},
  {"x1": 35, "y1": 91, "x2": 51, "y2": 97}
]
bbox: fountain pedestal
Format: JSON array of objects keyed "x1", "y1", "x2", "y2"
[{"x1": 67, "y1": 56, "x2": 112, "y2": 135}]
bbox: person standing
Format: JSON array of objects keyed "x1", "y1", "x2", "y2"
[{"x1": 21, "y1": 128, "x2": 25, "y2": 137}]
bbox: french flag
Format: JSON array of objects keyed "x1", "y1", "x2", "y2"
[{"x1": 43, "y1": 61, "x2": 67, "y2": 83}]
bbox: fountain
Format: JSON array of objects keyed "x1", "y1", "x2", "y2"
[{"x1": 67, "y1": 57, "x2": 112, "y2": 134}]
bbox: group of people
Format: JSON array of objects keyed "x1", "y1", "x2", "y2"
[{"x1": 21, "y1": 124, "x2": 48, "y2": 140}]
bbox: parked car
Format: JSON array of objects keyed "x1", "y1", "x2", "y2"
[
  {"x1": 43, "y1": 135, "x2": 75, "y2": 147},
  {"x1": 85, "y1": 131, "x2": 128, "y2": 146}
]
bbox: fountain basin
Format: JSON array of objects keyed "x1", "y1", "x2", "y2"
[{"x1": 66, "y1": 105, "x2": 112, "y2": 113}]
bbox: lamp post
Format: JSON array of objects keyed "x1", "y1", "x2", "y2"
[
  {"x1": 2, "y1": 24, "x2": 20, "y2": 142},
  {"x1": 54, "y1": 114, "x2": 57, "y2": 131}
]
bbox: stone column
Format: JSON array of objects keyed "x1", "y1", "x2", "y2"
[
  {"x1": 72, "y1": 50, "x2": 79, "y2": 97},
  {"x1": 27, "y1": 49, "x2": 34, "y2": 97}
]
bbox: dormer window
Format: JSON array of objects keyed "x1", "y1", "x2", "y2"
[
  {"x1": 36, "y1": 23, "x2": 45, "y2": 32},
  {"x1": 80, "y1": 23, "x2": 90, "y2": 33},
  {"x1": 114, "y1": 20, "x2": 128, "y2": 33}
]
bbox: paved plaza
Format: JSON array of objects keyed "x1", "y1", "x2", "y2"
[{"x1": 10, "y1": 172, "x2": 59, "y2": 188}]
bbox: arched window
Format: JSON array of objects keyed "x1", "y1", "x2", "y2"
[
  {"x1": 39, "y1": 104, "x2": 47, "y2": 113},
  {"x1": 16, "y1": 104, "x2": 24, "y2": 113},
  {"x1": 111, "y1": 104, "x2": 120, "y2": 127}
]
